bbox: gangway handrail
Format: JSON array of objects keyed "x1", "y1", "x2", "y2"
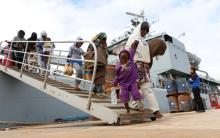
[
  {"x1": 0, "y1": 40, "x2": 97, "y2": 110},
  {"x1": 1, "y1": 49, "x2": 95, "y2": 63},
  {"x1": 53, "y1": 49, "x2": 69, "y2": 53},
  {"x1": 1, "y1": 51, "x2": 93, "y2": 83},
  {"x1": 1, "y1": 57, "x2": 92, "y2": 83}
]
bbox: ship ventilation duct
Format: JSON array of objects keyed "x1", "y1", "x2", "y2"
[{"x1": 187, "y1": 52, "x2": 201, "y2": 67}]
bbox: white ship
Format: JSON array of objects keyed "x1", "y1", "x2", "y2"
[{"x1": 0, "y1": 11, "x2": 219, "y2": 127}]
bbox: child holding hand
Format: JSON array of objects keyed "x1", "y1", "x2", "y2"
[{"x1": 113, "y1": 40, "x2": 142, "y2": 113}]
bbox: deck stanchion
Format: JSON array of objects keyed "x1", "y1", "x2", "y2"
[
  {"x1": 43, "y1": 42, "x2": 54, "y2": 89},
  {"x1": 20, "y1": 42, "x2": 29, "y2": 78},
  {"x1": 54, "y1": 50, "x2": 61, "y2": 80},
  {"x1": 87, "y1": 41, "x2": 97, "y2": 110}
]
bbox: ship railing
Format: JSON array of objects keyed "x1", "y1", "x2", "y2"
[{"x1": 0, "y1": 40, "x2": 97, "y2": 110}]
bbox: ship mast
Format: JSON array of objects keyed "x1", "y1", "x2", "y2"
[
  {"x1": 126, "y1": 10, "x2": 145, "y2": 27},
  {"x1": 109, "y1": 10, "x2": 147, "y2": 46}
]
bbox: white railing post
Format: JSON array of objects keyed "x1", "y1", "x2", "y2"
[
  {"x1": 87, "y1": 41, "x2": 97, "y2": 110},
  {"x1": 54, "y1": 50, "x2": 62, "y2": 80},
  {"x1": 43, "y1": 43, "x2": 54, "y2": 89},
  {"x1": 20, "y1": 42, "x2": 29, "y2": 78}
]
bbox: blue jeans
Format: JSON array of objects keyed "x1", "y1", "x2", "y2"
[
  {"x1": 70, "y1": 61, "x2": 83, "y2": 86},
  {"x1": 69, "y1": 60, "x2": 82, "y2": 67}
]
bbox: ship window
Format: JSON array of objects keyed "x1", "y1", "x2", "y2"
[{"x1": 175, "y1": 54, "x2": 177, "y2": 60}]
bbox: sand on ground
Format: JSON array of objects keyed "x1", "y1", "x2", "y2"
[{"x1": 1, "y1": 110, "x2": 220, "y2": 138}]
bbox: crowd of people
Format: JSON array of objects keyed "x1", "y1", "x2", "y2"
[
  {"x1": 2, "y1": 30, "x2": 55, "y2": 74},
  {"x1": 1, "y1": 20, "x2": 204, "y2": 119},
  {"x1": 0, "y1": 23, "x2": 165, "y2": 118}
]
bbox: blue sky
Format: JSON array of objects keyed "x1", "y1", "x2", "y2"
[{"x1": 0, "y1": 0, "x2": 220, "y2": 79}]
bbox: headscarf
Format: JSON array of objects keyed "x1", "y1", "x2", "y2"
[
  {"x1": 75, "y1": 36, "x2": 83, "y2": 46},
  {"x1": 40, "y1": 31, "x2": 47, "y2": 37},
  {"x1": 126, "y1": 22, "x2": 151, "y2": 63},
  {"x1": 76, "y1": 36, "x2": 83, "y2": 41},
  {"x1": 89, "y1": 32, "x2": 108, "y2": 65},
  {"x1": 28, "y1": 32, "x2": 37, "y2": 41}
]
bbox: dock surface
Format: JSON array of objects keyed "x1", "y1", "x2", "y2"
[{"x1": 1, "y1": 109, "x2": 220, "y2": 138}]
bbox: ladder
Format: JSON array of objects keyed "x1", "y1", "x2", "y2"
[{"x1": 0, "y1": 40, "x2": 152, "y2": 125}]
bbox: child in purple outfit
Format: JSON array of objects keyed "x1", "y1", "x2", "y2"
[{"x1": 113, "y1": 40, "x2": 142, "y2": 113}]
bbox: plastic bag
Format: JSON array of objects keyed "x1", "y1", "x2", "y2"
[
  {"x1": 63, "y1": 64, "x2": 69, "y2": 74},
  {"x1": 63, "y1": 64, "x2": 73, "y2": 76},
  {"x1": 111, "y1": 87, "x2": 117, "y2": 105},
  {"x1": 68, "y1": 64, "x2": 73, "y2": 76},
  {"x1": 129, "y1": 100, "x2": 144, "y2": 110}
]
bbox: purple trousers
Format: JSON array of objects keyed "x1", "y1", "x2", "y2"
[{"x1": 119, "y1": 83, "x2": 142, "y2": 103}]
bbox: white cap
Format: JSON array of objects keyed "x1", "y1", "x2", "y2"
[
  {"x1": 76, "y1": 36, "x2": 83, "y2": 40},
  {"x1": 41, "y1": 31, "x2": 47, "y2": 37}
]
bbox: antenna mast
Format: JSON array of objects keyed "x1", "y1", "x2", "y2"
[{"x1": 126, "y1": 10, "x2": 145, "y2": 27}]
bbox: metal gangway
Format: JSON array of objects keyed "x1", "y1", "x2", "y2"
[{"x1": 0, "y1": 40, "x2": 151, "y2": 125}]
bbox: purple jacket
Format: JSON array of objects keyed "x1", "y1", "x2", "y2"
[{"x1": 113, "y1": 47, "x2": 138, "y2": 88}]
